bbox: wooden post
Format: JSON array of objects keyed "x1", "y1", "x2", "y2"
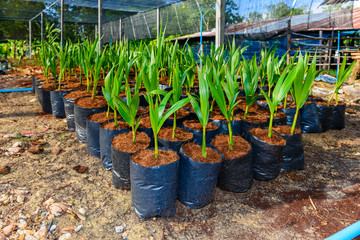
[
  {"x1": 215, "y1": 0, "x2": 225, "y2": 50},
  {"x1": 319, "y1": 30, "x2": 323, "y2": 70},
  {"x1": 287, "y1": 19, "x2": 291, "y2": 64},
  {"x1": 327, "y1": 23, "x2": 335, "y2": 70}
]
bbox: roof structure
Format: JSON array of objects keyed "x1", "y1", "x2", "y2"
[
  {"x1": 0, "y1": 0, "x2": 182, "y2": 23},
  {"x1": 174, "y1": 8, "x2": 360, "y2": 42}
]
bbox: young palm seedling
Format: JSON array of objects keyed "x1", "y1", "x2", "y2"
[
  {"x1": 327, "y1": 55, "x2": 356, "y2": 106},
  {"x1": 147, "y1": 90, "x2": 190, "y2": 159},
  {"x1": 48, "y1": 42, "x2": 59, "y2": 88},
  {"x1": 58, "y1": 42, "x2": 69, "y2": 90},
  {"x1": 261, "y1": 64, "x2": 297, "y2": 138},
  {"x1": 102, "y1": 66, "x2": 125, "y2": 126},
  {"x1": 169, "y1": 63, "x2": 189, "y2": 139},
  {"x1": 84, "y1": 38, "x2": 99, "y2": 93},
  {"x1": 91, "y1": 46, "x2": 107, "y2": 99},
  {"x1": 188, "y1": 60, "x2": 212, "y2": 158},
  {"x1": 112, "y1": 81, "x2": 142, "y2": 143},
  {"x1": 241, "y1": 54, "x2": 261, "y2": 119},
  {"x1": 208, "y1": 67, "x2": 241, "y2": 150},
  {"x1": 39, "y1": 42, "x2": 51, "y2": 83},
  {"x1": 290, "y1": 53, "x2": 317, "y2": 134}
]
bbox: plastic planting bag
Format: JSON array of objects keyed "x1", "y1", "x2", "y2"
[{"x1": 300, "y1": 102, "x2": 322, "y2": 133}]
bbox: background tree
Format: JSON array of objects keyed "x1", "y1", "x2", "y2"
[
  {"x1": 266, "y1": 2, "x2": 307, "y2": 19},
  {"x1": 248, "y1": 11, "x2": 262, "y2": 22},
  {"x1": 225, "y1": 0, "x2": 244, "y2": 25}
]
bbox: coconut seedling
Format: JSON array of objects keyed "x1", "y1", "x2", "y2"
[
  {"x1": 261, "y1": 64, "x2": 297, "y2": 138},
  {"x1": 147, "y1": 90, "x2": 190, "y2": 159},
  {"x1": 290, "y1": 53, "x2": 317, "y2": 134},
  {"x1": 48, "y1": 42, "x2": 59, "y2": 88},
  {"x1": 76, "y1": 41, "x2": 85, "y2": 84},
  {"x1": 112, "y1": 75, "x2": 142, "y2": 143},
  {"x1": 240, "y1": 54, "x2": 261, "y2": 119},
  {"x1": 169, "y1": 63, "x2": 189, "y2": 139},
  {"x1": 102, "y1": 65, "x2": 125, "y2": 126},
  {"x1": 259, "y1": 47, "x2": 275, "y2": 89},
  {"x1": 142, "y1": 47, "x2": 160, "y2": 95},
  {"x1": 188, "y1": 58, "x2": 212, "y2": 158},
  {"x1": 181, "y1": 45, "x2": 196, "y2": 93},
  {"x1": 57, "y1": 42, "x2": 70, "y2": 89},
  {"x1": 39, "y1": 42, "x2": 51, "y2": 83},
  {"x1": 83, "y1": 37, "x2": 99, "y2": 93},
  {"x1": 208, "y1": 67, "x2": 241, "y2": 150},
  {"x1": 91, "y1": 46, "x2": 107, "y2": 99},
  {"x1": 228, "y1": 40, "x2": 246, "y2": 75},
  {"x1": 66, "y1": 41, "x2": 76, "y2": 81},
  {"x1": 327, "y1": 55, "x2": 356, "y2": 106}
]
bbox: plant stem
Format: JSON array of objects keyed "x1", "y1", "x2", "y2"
[
  {"x1": 132, "y1": 125, "x2": 136, "y2": 143},
  {"x1": 268, "y1": 113, "x2": 274, "y2": 139},
  {"x1": 244, "y1": 106, "x2": 249, "y2": 119},
  {"x1": 210, "y1": 99, "x2": 215, "y2": 112},
  {"x1": 86, "y1": 75, "x2": 90, "y2": 94},
  {"x1": 284, "y1": 94, "x2": 287, "y2": 108},
  {"x1": 106, "y1": 105, "x2": 109, "y2": 117},
  {"x1": 114, "y1": 110, "x2": 118, "y2": 127},
  {"x1": 335, "y1": 91, "x2": 338, "y2": 104},
  {"x1": 228, "y1": 122, "x2": 233, "y2": 150},
  {"x1": 327, "y1": 92, "x2": 335, "y2": 106},
  {"x1": 154, "y1": 131, "x2": 158, "y2": 159},
  {"x1": 172, "y1": 112, "x2": 177, "y2": 139},
  {"x1": 202, "y1": 124, "x2": 207, "y2": 158},
  {"x1": 291, "y1": 107, "x2": 300, "y2": 134}
]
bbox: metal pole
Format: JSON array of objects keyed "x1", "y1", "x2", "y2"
[
  {"x1": 130, "y1": 15, "x2": 136, "y2": 39},
  {"x1": 29, "y1": 21, "x2": 32, "y2": 59},
  {"x1": 336, "y1": 31, "x2": 340, "y2": 80},
  {"x1": 60, "y1": 0, "x2": 64, "y2": 48},
  {"x1": 319, "y1": 30, "x2": 323, "y2": 70},
  {"x1": 173, "y1": 5, "x2": 183, "y2": 35},
  {"x1": 98, "y1": 0, "x2": 103, "y2": 52},
  {"x1": 215, "y1": 0, "x2": 225, "y2": 50},
  {"x1": 110, "y1": 22, "x2": 113, "y2": 48},
  {"x1": 200, "y1": 10, "x2": 203, "y2": 70},
  {"x1": 119, "y1": 18, "x2": 122, "y2": 41},
  {"x1": 95, "y1": 25, "x2": 97, "y2": 40},
  {"x1": 157, "y1": 8, "x2": 160, "y2": 45},
  {"x1": 144, "y1": 15, "x2": 151, "y2": 38},
  {"x1": 287, "y1": 19, "x2": 291, "y2": 64},
  {"x1": 41, "y1": 12, "x2": 44, "y2": 45}
]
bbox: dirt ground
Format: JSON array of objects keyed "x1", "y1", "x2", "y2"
[{"x1": 0, "y1": 72, "x2": 359, "y2": 240}]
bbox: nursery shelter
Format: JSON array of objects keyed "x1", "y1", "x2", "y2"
[{"x1": 1, "y1": 0, "x2": 360, "y2": 63}]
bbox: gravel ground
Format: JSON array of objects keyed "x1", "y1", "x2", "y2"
[{"x1": 0, "y1": 76, "x2": 359, "y2": 240}]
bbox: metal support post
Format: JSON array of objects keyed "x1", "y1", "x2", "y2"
[
  {"x1": 29, "y1": 21, "x2": 32, "y2": 59},
  {"x1": 60, "y1": 0, "x2": 64, "y2": 48},
  {"x1": 157, "y1": 8, "x2": 160, "y2": 45},
  {"x1": 41, "y1": 12, "x2": 44, "y2": 45},
  {"x1": 119, "y1": 18, "x2": 122, "y2": 41},
  {"x1": 98, "y1": 0, "x2": 103, "y2": 52}
]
